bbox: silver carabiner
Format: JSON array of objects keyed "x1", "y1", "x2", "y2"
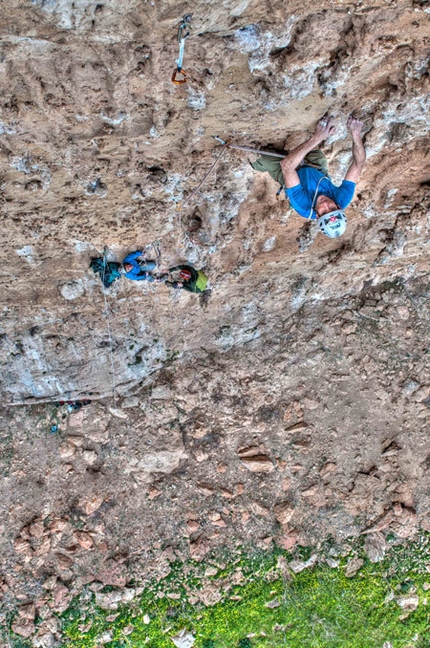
[
  {"x1": 177, "y1": 13, "x2": 192, "y2": 43},
  {"x1": 172, "y1": 14, "x2": 192, "y2": 83}
]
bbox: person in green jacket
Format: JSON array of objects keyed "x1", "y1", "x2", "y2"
[{"x1": 165, "y1": 265, "x2": 208, "y2": 293}]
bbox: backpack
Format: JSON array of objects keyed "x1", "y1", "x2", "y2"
[
  {"x1": 90, "y1": 257, "x2": 122, "y2": 288},
  {"x1": 195, "y1": 270, "x2": 208, "y2": 293}
]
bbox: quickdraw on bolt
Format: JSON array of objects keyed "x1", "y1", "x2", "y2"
[{"x1": 172, "y1": 13, "x2": 192, "y2": 85}]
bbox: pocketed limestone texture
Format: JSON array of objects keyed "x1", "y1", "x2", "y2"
[{"x1": 0, "y1": 0, "x2": 429, "y2": 643}]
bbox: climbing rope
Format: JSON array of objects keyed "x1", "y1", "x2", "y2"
[
  {"x1": 172, "y1": 136, "x2": 285, "y2": 246},
  {"x1": 176, "y1": 146, "x2": 228, "y2": 213},
  {"x1": 175, "y1": 133, "x2": 283, "y2": 220},
  {"x1": 101, "y1": 247, "x2": 118, "y2": 408},
  {"x1": 172, "y1": 14, "x2": 192, "y2": 85},
  {"x1": 172, "y1": 147, "x2": 227, "y2": 254},
  {"x1": 144, "y1": 239, "x2": 162, "y2": 271},
  {"x1": 212, "y1": 135, "x2": 287, "y2": 159}
]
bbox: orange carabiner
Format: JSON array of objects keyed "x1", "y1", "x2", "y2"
[{"x1": 172, "y1": 68, "x2": 187, "y2": 84}]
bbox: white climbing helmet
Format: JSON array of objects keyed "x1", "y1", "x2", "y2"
[{"x1": 317, "y1": 210, "x2": 347, "y2": 238}]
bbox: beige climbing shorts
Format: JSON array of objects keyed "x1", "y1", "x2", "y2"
[{"x1": 251, "y1": 149, "x2": 328, "y2": 186}]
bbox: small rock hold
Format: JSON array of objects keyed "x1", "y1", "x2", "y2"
[
  {"x1": 277, "y1": 532, "x2": 298, "y2": 550},
  {"x1": 194, "y1": 472, "x2": 213, "y2": 487},
  {"x1": 59, "y1": 280, "x2": 85, "y2": 301},
  {"x1": 325, "y1": 557, "x2": 340, "y2": 568},
  {"x1": 122, "y1": 397, "x2": 140, "y2": 408},
  {"x1": 67, "y1": 435, "x2": 84, "y2": 447},
  {"x1": 274, "y1": 501, "x2": 294, "y2": 526},
  {"x1": 212, "y1": 518, "x2": 227, "y2": 527},
  {"x1": 95, "y1": 590, "x2": 123, "y2": 610},
  {"x1": 282, "y1": 477, "x2": 291, "y2": 491},
  {"x1": 342, "y1": 322, "x2": 357, "y2": 335},
  {"x1": 59, "y1": 442, "x2": 76, "y2": 459},
  {"x1": 289, "y1": 555, "x2": 317, "y2": 574},
  {"x1": 240, "y1": 454, "x2": 274, "y2": 473},
  {"x1": 171, "y1": 628, "x2": 195, "y2": 648},
  {"x1": 284, "y1": 422, "x2": 307, "y2": 433},
  {"x1": 29, "y1": 520, "x2": 44, "y2": 538},
  {"x1": 12, "y1": 620, "x2": 35, "y2": 638},
  {"x1": 48, "y1": 519, "x2": 68, "y2": 535},
  {"x1": 53, "y1": 584, "x2": 70, "y2": 608},
  {"x1": 55, "y1": 553, "x2": 73, "y2": 571},
  {"x1": 33, "y1": 631, "x2": 56, "y2": 648},
  {"x1": 42, "y1": 576, "x2": 57, "y2": 590},
  {"x1": 14, "y1": 538, "x2": 33, "y2": 560},
  {"x1": 95, "y1": 559, "x2": 127, "y2": 586},
  {"x1": 189, "y1": 535, "x2": 210, "y2": 560},
  {"x1": 34, "y1": 536, "x2": 51, "y2": 556},
  {"x1": 186, "y1": 520, "x2": 200, "y2": 533},
  {"x1": 345, "y1": 557, "x2": 364, "y2": 577},
  {"x1": 319, "y1": 462, "x2": 337, "y2": 476},
  {"x1": 18, "y1": 603, "x2": 36, "y2": 620},
  {"x1": 151, "y1": 385, "x2": 172, "y2": 400},
  {"x1": 83, "y1": 450, "x2": 98, "y2": 465},
  {"x1": 148, "y1": 486, "x2": 161, "y2": 500},
  {"x1": 237, "y1": 445, "x2": 264, "y2": 457},
  {"x1": 396, "y1": 594, "x2": 419, "y2": 610},
  {"x1": 402, "y1": 379, "x2": 420, "y2": 396},
  {"x1": 74, "y1": 531, "x2": 94, "y2": 550},
  {"x1": 364, "y1": 532, "x2": 386, "y2": 563},
  {"x1": 79, "y1": 496, "x2": 104, "y2": 515},
  {"x1": 265, "y1": 598, "x2": 281, "y2": 608},
  {"x1": 396, "y1": 306, "x2": 409, "y2": 320},
  {"x1": 414, "y1": 385, "x2": 429, "y2": 403},
  {"x1": 122, "y1": 588, "x2": 135, "y2": 602}
]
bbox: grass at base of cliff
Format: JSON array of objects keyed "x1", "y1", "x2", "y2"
[{"x1": 8, "y1": 535, "x2": 430, "y2": 648}]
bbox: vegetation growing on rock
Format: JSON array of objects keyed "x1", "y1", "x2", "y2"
[{"x1": 5, "y1": 537, "x2": 429, "y2": 648}]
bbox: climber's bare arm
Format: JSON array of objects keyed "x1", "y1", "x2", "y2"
[
  {"x1": 281, "y1": 116, "x2": 335, "y2": 188},
  {"x1": 344, "y1": 116, "x2": 366, "y2": 183}
]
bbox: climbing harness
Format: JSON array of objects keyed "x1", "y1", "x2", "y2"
[{"x1": 172, "y1": 14, "x2": 192, "y2": 85}]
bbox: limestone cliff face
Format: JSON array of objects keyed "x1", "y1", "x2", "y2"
[
  {"x1": 1, "y1": 0, "x2": 429, "y2": 401},
  {"x1": 1, "y1": 2, "x2": 430, "y2": 635}
]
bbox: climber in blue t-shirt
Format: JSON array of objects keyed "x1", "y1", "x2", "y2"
[
  {"x1": 251, "y1": 115, "x2": 366, "y2": 239},
  {"x1": 122, "y1": 250, "x2": 158, "y2": 281}
]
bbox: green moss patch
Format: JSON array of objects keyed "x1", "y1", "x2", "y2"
[
  {"x1": 6, "y1": 536, "x2": 430, "y2": 648},
  {"x1": 59, "y1": 536, "x2": 430, "y2": 648}
]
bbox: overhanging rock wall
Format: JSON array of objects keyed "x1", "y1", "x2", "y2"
[{"x1": 0, "y1": 0, "x2": 429, "y2": 401}]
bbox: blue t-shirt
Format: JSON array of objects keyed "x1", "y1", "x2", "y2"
[
  {"x1": 286, "y1": 166, "x2": 356, "y2": 220},
  {"x1": 123, "y1": 251, "x2": 156, "y2": 281}
]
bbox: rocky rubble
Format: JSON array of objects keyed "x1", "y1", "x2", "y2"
[
  {"x1": 1, "y1": 0, "x2": 429, "y2": 401},
  {"x1": 1, "y1": 276, "x2": 429, "y2": 643}
]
